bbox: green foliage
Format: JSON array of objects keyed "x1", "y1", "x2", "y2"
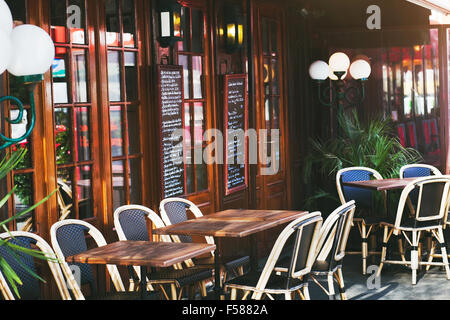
[
  {"x1": 302, "y1": 111, "x2": 422, "y2": 209},
  {"x1": 0, "y1": 148, "x2": 57, "y2": 298}
]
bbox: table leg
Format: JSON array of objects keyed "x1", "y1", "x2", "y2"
[
  {"x1": 140, "y1": 266, "x2": 147, "y2": 300},
  {"x1": 213, "y1": 237, "x2": 222, "y2": 300},
  {"x1": 250, "y1": 234, "x2": 258, "y2": 272}
]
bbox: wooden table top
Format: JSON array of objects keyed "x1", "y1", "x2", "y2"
[
  {"x1": 343, "y1": 178, "x2": 417, "y2": 191},
  {"x1": 66, "y1": 241, "x2": 216, "y2": 267},
  {"x1": 153, "y1": 209, "x2": 309, "y2": 238}
]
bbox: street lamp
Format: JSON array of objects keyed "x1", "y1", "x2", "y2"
[
  {"x1": 0, "y1": 0, "x2": 55, "y2": 150},
  {"x1": 309, "y1": 52, "x2": 371, "y2": 113}
]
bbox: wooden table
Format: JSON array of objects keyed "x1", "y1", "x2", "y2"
[
  {"x1": 66, "y1": 241, "x2": 216, "y2": 300},
  {"x1": 153, "y1": 209, "x2": 309, "y2": 299},
  {"x1": 343, "y1": 177, "x2": 417, "y2": 191}
]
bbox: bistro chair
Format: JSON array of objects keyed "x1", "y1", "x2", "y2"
[
  {"x1": 309, "y1": 201, "x2": 355, "y2": 300},
  {"x1": 160, "y1": 198, "x2": 250, "y2": 281},
  {"x1": 377, "y1": 176, "x2": 450, "y2": 285},
  {"x1": 113, "y1": 205, "x2": 213, "y2": 300},
  {"x1": 336, "y1": 167, "x2": 385, "y2": 275},
  {"x1": 224, "y1": 212, "x2": 323, "y2": 300},
  {"x1": 0, "y1": 231, "x2": 71, "y2": 300},
  {"x1": 400, "y1": 164, "x2": 441, "y2": 179},
  {"x1": 50, "y1": 219, "x2": 126, "y2": 300}
]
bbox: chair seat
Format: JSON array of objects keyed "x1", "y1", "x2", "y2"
[
  {"x1": 193, "y1": 255, "x2": 250, "y2": 272},
  {"x1": 225, "y1": 271, "x2": 305, "y2": 294},
  {"x1": 380, "y1": 218, "x2": 442, "y2": 230},
  {"x1": 149, "y1": 267, "x2": 212, "y2": 288}
]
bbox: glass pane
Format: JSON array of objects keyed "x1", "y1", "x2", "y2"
[
  {"x1": 192, "y1": 56, "x2": 203, "y2": 99},
  {"x1": 262, "y1": 18, "x2": 269, "y2": 54},
  {"x1": 124, "y1": 52, "x2": 138, "y2": 101},
  {"x1": 185, "y1": 164, "x2": 194, "y2": 194},
  {"x1": 129, "y1": 158, "x2": 142, "y2": 204},
  {"x1": 69, "y1": 0, "x2": 86, "y2": 44},
  {"x1": 127, "y1": 105, "x2": 140, "y2": 155},
  {"x1": 77, "y1": 165, "x2": 93, "y2": 219},
  {"x1": 112, "y1": 160, "x2": 125, "y2": 211},
  {"x1": 272, "y1": 98, "x2": 280, "y2": 130},
  {"x1": 184, "y1": 102, "x2": 191, "y2": 147},
  {"x1": 13, "y1": 174, "x2": 34, "y2": 231},
  {"x1": 10, "y1": 109, "x2": 32, "y2": 168},
  {"x1": 177, "y1": 7, "x2": 190, "y2": 52},
  {"x1": 402, "y1": 48, "x2": 413, "y2": 118},
  {"x1": 271, "y1": 59, "x2": 279, "y2": 95},
  {"x1": 193, "y1": 102, "x2": 204, "y2": 147},
  {"x1": 52, "y1": 53, "x2": 70, "y2": 104},
  {"x1": 191, "y1": 8, "x2": 203, "y2": 53},
  {"x1": 55, "y1": 108, "x2": 73, "y2": 164},
  {"x1": 271, "y1": 20, "x2": 278, "y2": 54},
  {"x1": 51, "y1": 0, "x2": 68, "y2": 44},
  {"x1": 75, "y1": 107, "x2": 91, "y2": 162},
  {"x1": 122, "y1": 0, "x2": 136, "y2": 48},
  {"x1": 57, "y1": 168, "x2": 74, "y2": 219},
  {"x1": 196, "y1": 163, "x2": 207, "y2": 192},
  {"x1": 106, "y1": 0, "x2": 121, "y2": 46},
  {"x1": 110, "y1": 106, "x2": 124, "y2": 157},
  {"x1": 179, "y1": 55, "x2": 190, "y2": 99},
  {"x1": 107, "y1": 51, "x2": 122, "y2": 102},
  {"x1": 413, "y1": 47, "x2": 425, "y2": 116},
  {"x1": 72, "y1": 49, "x2": 88, "y2": 103}
]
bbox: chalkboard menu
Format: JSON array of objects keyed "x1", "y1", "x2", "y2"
[
  {"x1": 157, "y1": 65, "x2": 186, "y2": 199},
  {"x1": 224, "y1": 74, "x2": 248, "y2": 195}
]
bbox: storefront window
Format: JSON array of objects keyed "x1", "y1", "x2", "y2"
[
  {"x1": 105, "y1": 0, "x2": 142, "y2": 211},
  {"x1": 176, "y1": 7, "x2": 208, "y2": 195},
  {"x1": 382, "y1": 28, "x2": 441, "y2": 167},
  {"x1": 51, "y1": 0, "x2": 94, "y2": 220}
]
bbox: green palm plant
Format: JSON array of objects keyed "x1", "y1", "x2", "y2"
[
  {"x1": 0, "y1": 148, "x2": 57, "y2": 297},
  {"x1": 302, "y1": 111, "x2": 422, "y2": 210}
]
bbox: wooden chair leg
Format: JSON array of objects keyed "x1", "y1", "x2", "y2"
[
  {"x1": 284, "y1": 292, "x2": 292, "y2": 300},
  {"x1": 377, "y1": 226, "x2": 389, "y2": 277},
  {"x1": 303, "y1": 284, "x2": 310, "y2": 300},
  {"x1": 230, "y1": 288, "x2": 237, "y2": 300},
  {"x1": 411, "y1": 231, "x2": 419, "y2": 285},
  {"x1": 327, "y1": 273, "x2": 335, "y2": 300},
  {"x1": 170, "y1": 284, "x2": 178, "y2": 300},
  {"x1": 361, "y1": 222, "x2": 368, "y2": 275},
  {"x1": 334, "y1": 268, "x2": 347, "y2": 300},
  {"x1": 199, "y1": 280, "x2": 207, "y2": 298},
  {"x1": 426, "y1": 241, "x2": 436, "y2": 271}
]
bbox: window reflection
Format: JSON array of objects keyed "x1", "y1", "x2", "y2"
[
  {"x1": 108, "y1": 51, "x2": 122, "y2": 102},
  {"x1": 55, "y1": 108, "x2": 72, "y2": 164},
  {"x1": 110, "y1": 106, "x2": 124, "y2": 157},
  {"x1": 73, "y1": 49, "x2": 88, "y2": 103},
  {"x1": 13, "y1": 173, "x2": 34, "y2": 231},
  {"x1": 124, "y1": 52, "x2": 138, "y2": 101}
]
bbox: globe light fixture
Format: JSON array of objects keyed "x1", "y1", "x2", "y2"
[
  {"x1": 309, "y1": 52, "x2": 371, "y2": 112},
  {"x1": 0, "y1": 0, "x2": 55, "y2": 150},
  {"x1": 309, "y1": 60, "x2": 330, "y2": 81}
]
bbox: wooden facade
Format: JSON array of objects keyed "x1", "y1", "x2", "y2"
[{"x1": 0, "y1": 0, "x2": 450, "y2": 298}]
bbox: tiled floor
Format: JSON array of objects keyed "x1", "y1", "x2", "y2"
[{"x1": 308, "y1": 255, "x2": 450, "y2": 300}]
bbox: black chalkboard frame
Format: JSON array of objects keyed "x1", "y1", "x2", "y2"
[
  {"x1": 156, "y1": 64, "x2": 187, "y2": 199},
  {"x1": 223, "y1": 74, "x2": 249, "y2": 196}
]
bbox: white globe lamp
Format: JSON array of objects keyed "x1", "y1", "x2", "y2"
[
  {"x1": 328, "y1": 52, "x2": 350, "y2": 73},
  {"x1": 0, "y1": 0, "x2": 13, "y2": 35},
  {"x1": 309, "y1": 60, "x2": 329, "y2": 81},
  {"x1": 349, "y1": 59, "x2": 372, "y2": 80},
  {"x1": 7, "y1": 24, "x2": 55, "y2": 77}
]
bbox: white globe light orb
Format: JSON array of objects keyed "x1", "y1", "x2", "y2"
[
  {"x1": 329, "y1": 70, "x2": 347, "y2": 81},
  {"x1": 309, "y1": 60, "x2": 329, "y2": 80},
  {"x1": 0, "y1": 29, "x2": 12, "y2": 74},
  {"x1": 350, "y1": 59, "x2": 372, "y2": 80},
  {"x1": 328, "y1": 52, "x2": 350, "y2": 73},
  {"x1": 7, "y1": 24, "x2": 55, "y2": 76},
  {"x1": 0, "y1": 0, "x2": 13, "y2": 34}
]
